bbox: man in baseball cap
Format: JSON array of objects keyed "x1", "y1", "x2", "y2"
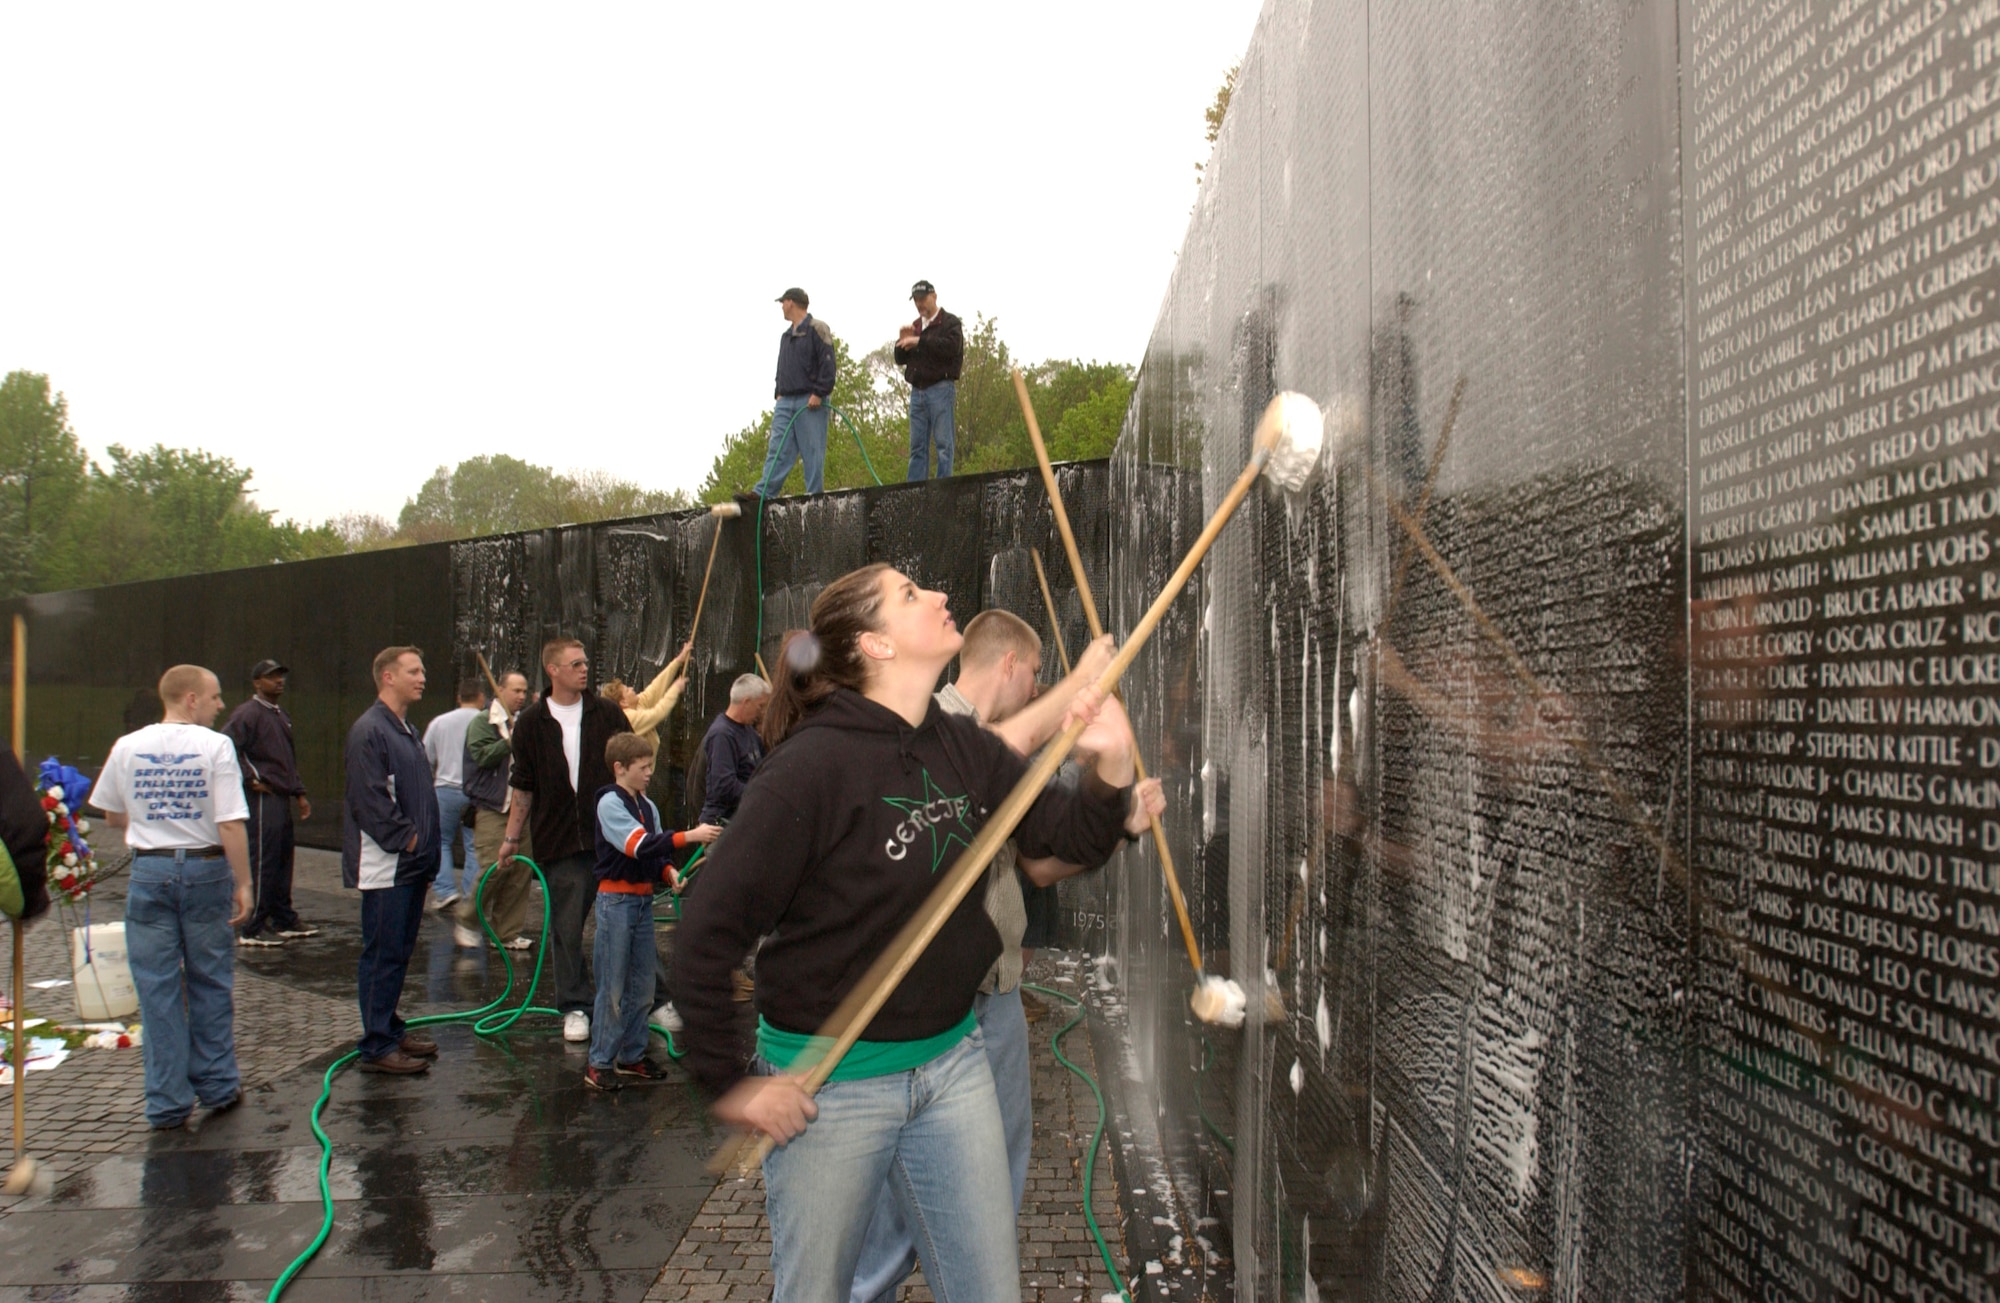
[
  {"x1": 221, "y1": 659, "x2": 317, "y2": 945},
  {"x1": 758, "y1": 287, "x2": 838, "y2": 497},
  {"x1": 893, "y1": 280, "x2": 964, "y2": 480}
]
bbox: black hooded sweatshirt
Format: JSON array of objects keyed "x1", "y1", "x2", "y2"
[{"x1": 673, "y1": 687, "x2": 1130, "y2": 1097}]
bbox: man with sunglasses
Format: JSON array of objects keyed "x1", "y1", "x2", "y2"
[{"x1": 502, "y1": 637, "x2": 634, "y2": 1042}]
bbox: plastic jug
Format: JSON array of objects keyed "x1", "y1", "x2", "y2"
[{"x1": 71, "y1": 922, "x2": 139, "y2": 1020}]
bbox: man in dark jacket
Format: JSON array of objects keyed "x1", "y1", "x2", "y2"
[
  {"x1": 754, "y1": 287, "x2": 838, "y2": 498},
  {"x1": 342, "y1": 646, "x2": 442, "y2": 1075},
  {"x1": 501, "y1": 636, "x2": 633, "y2": 1042},
  {"x1": 893, "y1": 279, "x2": 964, "y2": 481},
  {"x1": 698, "y1": 673, "x2": 770, "y2": 825},
  {"x1": 222, "y1": 658, "x2": 316, "y2": 945}
]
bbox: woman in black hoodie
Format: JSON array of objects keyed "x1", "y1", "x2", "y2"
[{"x1": 674, "y1": 563, "x2": 1135, "y2": 1303}]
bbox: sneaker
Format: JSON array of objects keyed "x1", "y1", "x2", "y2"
[
  {"x1": 236, "y1": 934, "x2": 283, "y2": 948},
  {"x1": 615, "y1": 1056, "x2": 671, "y2": 1081},
  {"x1": 501, "y1": 936, "x2": 534, "y2": 950},
  {"x1": 434, "y1": 893, "x2": 462, "y2": 912},
  {"x1": 452, "y1": 923, "x2": 483, "y2": 948},
  {"x1": 583, "y1": 1064, "x2": 623, "y2": 1092},
  {"x1": 650, "y1": 1002, "x2": 683, "y2": 1033},
  {"x1": 276, "y1": 927, "x2": 320, "y2": 939},
  {"x1": 563, "y1": 1011, "x2": 590, "y2": 1042}
]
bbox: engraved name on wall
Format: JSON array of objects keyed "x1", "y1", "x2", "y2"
[{"x1": 1687, "y1": 0, "x2": 2000, "y2": 1298}]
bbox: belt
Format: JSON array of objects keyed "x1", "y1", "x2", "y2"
[{"x1": 137, "y1": 846, "x2": 226, "y2": 860}]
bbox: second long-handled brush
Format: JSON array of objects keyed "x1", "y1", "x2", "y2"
[
  {"x1": 1010, "y1": 369, "x2": 1247, "y2": 1027},
  {"x1": 687, "y1": 501, "x2": 743, "y2": 654},
  {"x1": 3, "y1": 614, "x2": 50, "y2": 1198},
  {"x1": 719, "y1": 390, "x2": 1324, "y2": 1172}
]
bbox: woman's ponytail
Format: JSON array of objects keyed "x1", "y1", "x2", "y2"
[{"x1": 760, "y1": 563, "x2": 889, "y2": 750}]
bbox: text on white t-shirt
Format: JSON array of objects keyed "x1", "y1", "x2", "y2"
[{"x1": 90, "y1": 722, "x2": 250, "y2": 851}]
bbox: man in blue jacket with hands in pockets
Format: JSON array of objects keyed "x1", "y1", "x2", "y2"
[{"x1": 342, "y1": 645, "x2": 442, "y2": 1075}]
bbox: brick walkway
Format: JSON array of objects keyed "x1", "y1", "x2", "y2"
[
  {"x1": 644, "y1": 971, "x2": 1132, "y2": 1303},
  {"x1": 1, "y1": 860, "x2": 360, "y2": 1211}
]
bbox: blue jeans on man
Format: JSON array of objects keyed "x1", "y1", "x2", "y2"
[
  {"x1": 907, "y1": 380, "x2": 955, "y2": 481},
  {"x1": 589, "y1": 891, "x2": 656, "y2": 1069},
  {"x1": 758, "y1": 394, "x2": 829, "y2": 497},
  {"x1": 125, "y1": 852, "x2": 241, "y2": 1127},
  {"x1": 432, "y1": 784, "x2": 475, "y2": 905},
  {"x1": 762, "y1": 1031, "x2": 1019, "y2": 1303},
  {"x1": 357, "y1": 879, "x2": 429, "y2": 1060},
  {"x1": 847, "y1": 987, "x2": 1030, "y2": 1302}
]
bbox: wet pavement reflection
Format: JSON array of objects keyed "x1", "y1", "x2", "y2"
[{"x1": 0, "y1": 882, "x2": 718, "y2": 1301}]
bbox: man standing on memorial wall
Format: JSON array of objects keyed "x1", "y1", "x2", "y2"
[
  {"x1": 893, "y1": 278, "x2": 964, "y2": 481},
  {"x1": 222, "y1": 658, "x2": 317, "y2": 947},
  {"x1": 342, "y1": 646, "x2": 442, "y2": 1076},
  {"x1": 89, "y1": 665, "x2": 254, "y2": 1129},
  {"x1": 503, "y1": 637, "x2": 633, "y2": 1043},
  {"x1": 755, "y1": 287, "x2": 837, "y2": 498}
]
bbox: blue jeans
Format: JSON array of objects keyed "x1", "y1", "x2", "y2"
[
  {"x1": 125, "y1": 853, "x2": 240, "y2": 1126},
  {"x1": 357, "y1": 879, "x2": 428, "y2": 1060},
  {"x1": 758, "y1": 395, "x2": 829, "y2": 497},
  {"x1": 849, "y1": 988, "x2": 1030, "y2": 1302},
  {"x1": 432, "y1": 785, "x2": 475, "y2": 903},
  {"x1": 907, "y1": 381, "x2": 955, "y2": 480},
  {"x1": 763, "y1": 1031, "x2": 1019, "y2": 1303},
  {"x1": 589, "y1": 891, "x2": 657, "y2": 1069}
]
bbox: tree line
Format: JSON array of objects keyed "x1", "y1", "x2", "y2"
[{"x1": 0, "y1": 317, "x2": 1132, "y2": 597}]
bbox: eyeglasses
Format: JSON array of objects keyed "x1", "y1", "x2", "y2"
[{"x1": 564, "y1": 658, "x2": 589, "y2": 670}]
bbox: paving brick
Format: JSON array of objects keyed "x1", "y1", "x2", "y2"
[{"x1": 644, "y1": 966, "x2": 1127, "y2": 1301}]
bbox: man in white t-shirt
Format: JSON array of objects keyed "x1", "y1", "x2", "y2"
[
  {"x1": 89, "y1": 664, "x2": 254, "y2": 1130},
  {"x1": 422, "y1": 678, "x2": 486, "y2": 912}
]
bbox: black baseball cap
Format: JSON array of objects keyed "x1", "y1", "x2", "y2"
[
  {"x1": 250, "y1": 658, "x2": 289, "y2": 680},
  {"x1": 776, "y1": 287, "x2": 809, "y2": 307},
  {"x1": 910, "y1": 280, "x2": 935, "y2": 299}
]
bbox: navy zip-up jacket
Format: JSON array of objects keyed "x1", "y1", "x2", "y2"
[
  {"x1": 592, "y1": 783, "x2": 688, "y2": 886},
  {"x1": 222, "y1": 696, "x2": 307, "y2": 797},
  {"x1": 774, "y1": 313, "x2": 837, "y2": 399},
  {"x1": 341, "y1": 700, "x2": 442, "y2": 890}
]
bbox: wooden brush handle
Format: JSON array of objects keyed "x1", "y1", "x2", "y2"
[
  {"x1": 687, "y1": 516, "x2": 728, "y2": 652},
  {"x1": 734, "y1": 416, "x2": 1276, "y2": 1171},
  {"x1": 1012, "y1": 370, "x2": 1204, "y2": 976}
]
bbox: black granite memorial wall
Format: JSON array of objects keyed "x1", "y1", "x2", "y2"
[{"x1": 1096, "y1": 0, "x2": 1999, "y2": 1299}]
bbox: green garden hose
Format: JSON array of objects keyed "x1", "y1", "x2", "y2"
[
  {"x1": 268, "y1": 854, "x2": 683, "y2": 1302},
  {"x1": 1021, "y1": 983, "x2": 1134, "y2": 1303}
]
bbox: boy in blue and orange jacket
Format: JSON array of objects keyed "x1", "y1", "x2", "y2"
[{"x1": 585, "y1": 733, "x2": 720, "y2": 1090}]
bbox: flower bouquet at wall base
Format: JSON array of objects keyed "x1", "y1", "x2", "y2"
[
  {"x1": 36, "y1": 758, "x2": 140, "y2": 1022},
  {"x1": 36, "y1": 758, "x2": 114, "y2": 905}
]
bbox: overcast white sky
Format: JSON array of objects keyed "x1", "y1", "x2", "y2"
[{"x1": 1, "y1": 4, "x2": 1262, "y2": 525}]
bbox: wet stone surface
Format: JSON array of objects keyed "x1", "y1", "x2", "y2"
[
  {"x1": 1, "y1": 849, "x2": 717, "y2": 1301},
  {"x1": 3, "y1": 850, "x2": 1134, "y2": 1302}
]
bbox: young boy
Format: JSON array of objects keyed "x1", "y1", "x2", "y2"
[{"x1": 586, "y1": 733, "x2": 720, "y2": 1090}]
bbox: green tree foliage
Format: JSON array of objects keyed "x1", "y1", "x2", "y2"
[
  {"x1": 60, "y1": 443, "x2": 341, "y2": 589},
  {"x1": 1195, "y1": 64, "x2": 1239, "y2": 182},
  {"x1": 395, "y1": 454, "x2": 690, "y2": 544},
  {"x1": 0, "y1": 372, "x2": 89, "y2": 598}
]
